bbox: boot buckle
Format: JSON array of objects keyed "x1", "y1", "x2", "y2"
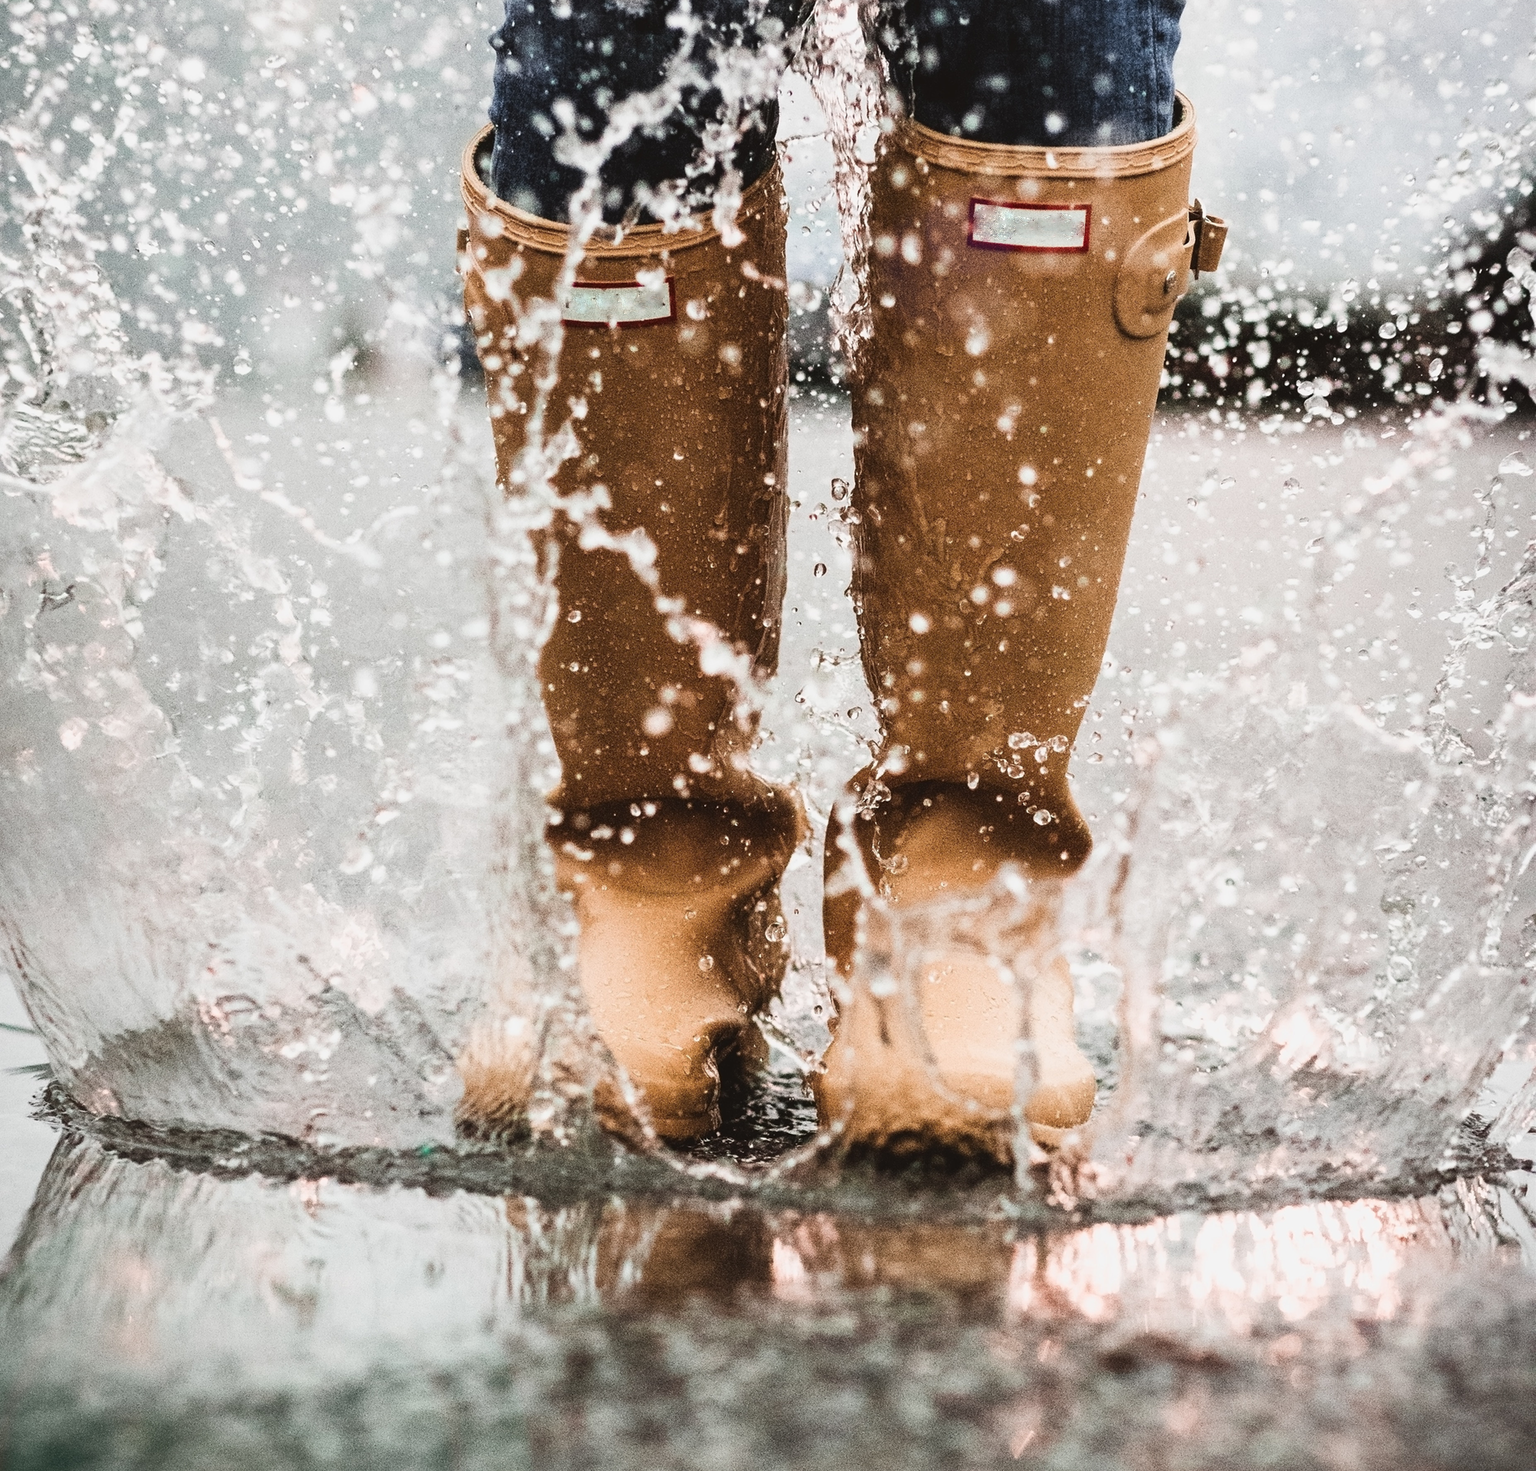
[{"x1": 1113, "y1": 208, "x2": 1195, "y2": 339}]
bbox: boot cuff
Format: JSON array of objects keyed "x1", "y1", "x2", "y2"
[
  {"x1": 460, "y1": 123, "x2": 784, "y2": 261},
  {"x1": 893, "y1": 92, "x2": 1196, "y2": 181}
]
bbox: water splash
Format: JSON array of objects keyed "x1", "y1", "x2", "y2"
[{"x1": 0, "y1": 0, "x2": 1533, "y2": 1212}]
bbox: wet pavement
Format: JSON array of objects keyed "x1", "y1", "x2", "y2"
[
  {"x1": 2, "y1": 1116, "x2": 1535, "y2": 1469},
  {"x1": 5, "y1": 392, "x2": 1536, "y2": 1467}
]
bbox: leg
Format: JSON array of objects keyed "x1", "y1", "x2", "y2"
[
  {"x1": 459, "y1": 0, "x2": 810, "y2": 1140},
  {"x1": 488, "y1": 0, "x2": 796, "y2": 225},
  {"x1": 875, "y1": 0, "x2": 1183, "y2": 149},
  {"x1": 817, "y1": 0, "x2": 1223, "y2": 1159}
]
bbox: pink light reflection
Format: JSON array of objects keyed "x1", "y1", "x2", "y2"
[{"x1": 1008, "y1": 1197, "x2": 1452, "y2": 1331}]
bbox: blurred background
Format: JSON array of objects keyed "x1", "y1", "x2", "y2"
[{"x1": 3, "y1": 0, "x2": 1531, "y2": 432}]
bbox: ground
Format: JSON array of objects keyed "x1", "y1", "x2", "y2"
[{"x1": 2, "y1": 390, "x2": 1535, "y2": 1468}]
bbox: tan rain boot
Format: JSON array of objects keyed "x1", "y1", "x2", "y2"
[
  {"x1": 817, "y1": 96, "x2": 1225, "y2": 1161},
  {"x1": 457, "y1": 125, "x2": 804, "y2": 1141}
]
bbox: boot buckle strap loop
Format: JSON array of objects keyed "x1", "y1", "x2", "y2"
[{"x1": 1189, "y1": 199, "x2": 1229, "y2": 277}]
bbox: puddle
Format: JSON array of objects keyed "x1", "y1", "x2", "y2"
[{"x1": 2, "y1": 1128, "x2": 1534, "y2": 1468}]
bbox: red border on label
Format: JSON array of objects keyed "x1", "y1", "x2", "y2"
[
  {"x1": 561, "y1": 276, "x2": 677, "y2": 328},
  {"x1": 966, "y1": 199, "x2": 1092, "y2": 254}
]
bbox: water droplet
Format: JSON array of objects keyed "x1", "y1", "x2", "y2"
[
  {"x1": 813, "y1": 562, "x2": 827, "y2": 577},
  {"x1": 698, "y1": 954, "x2": 715, "y2": 972},
  {"x1": 1033, "y1": 809, "x2": 1054, "y2": 826},
  {"x1": 765, "y1": 916, "x2": 787, "y2": 943},
  {"x1": 966, "y1": 771, "x2": 980, "y2": 789},
  {"x1": 1499, "y1": 451, "x2": 1532, "y2": 477}
]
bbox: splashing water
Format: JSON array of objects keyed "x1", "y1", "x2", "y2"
[{"x1": 1, "y1": 0, "x2": 1534, "y2": 1217}]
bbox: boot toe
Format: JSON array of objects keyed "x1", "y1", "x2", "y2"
[{"x1": 1023, "y1": 1073, "x2": 1097, "y2": 1133}]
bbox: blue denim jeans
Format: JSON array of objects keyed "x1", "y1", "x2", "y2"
[
  {"x1": 487, "y1": 0, "x2": 1184, "y2": 223},
  {"x1": 877, "y1": 0, "x2": 1185, "y2": 148},
  {"x1": 488, "y1": 0, "x2": 810, "y2": 224}
]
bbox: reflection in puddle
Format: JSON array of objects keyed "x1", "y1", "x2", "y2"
[
  {"x1": 1007, "y1": 1194, "x2": 1477, "y2": 1330},
  {"x1": 1, "y1": 1135, "x2": 1528, "y2": 1348},
  {"x1": 3, "y1": 1136, "x2": 1535, "y2": 1466}
]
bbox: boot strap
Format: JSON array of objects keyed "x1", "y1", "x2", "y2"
[{"x1": 1188, "y1": 199, "x2": 1229, "y2": 277}]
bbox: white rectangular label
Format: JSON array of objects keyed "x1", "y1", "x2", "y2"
[
  {"x1": 969, "y1": 201, "x2": 1090, "y2": 252},
  {"x1": 560, "y1": 278, "x2": 674, "y2": 325}
]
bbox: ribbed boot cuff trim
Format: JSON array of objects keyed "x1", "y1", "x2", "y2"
[
  {"x1": 893, "y1": 92, "x2": 1196, "y2": 180},
  {"x1": 460, "y1": 123, "x2": 783, "y2": 260}
]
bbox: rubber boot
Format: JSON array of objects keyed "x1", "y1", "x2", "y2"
[
  {"x1": 457, "y1": 125, "x2": 803, "y2": 1140},
  {"x1": 817, "y1": 96, "x2": 1224, "y2": 1161},
  {"x1": 819, "y1": 796, "x2": 1092, "y2": 1161}
]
